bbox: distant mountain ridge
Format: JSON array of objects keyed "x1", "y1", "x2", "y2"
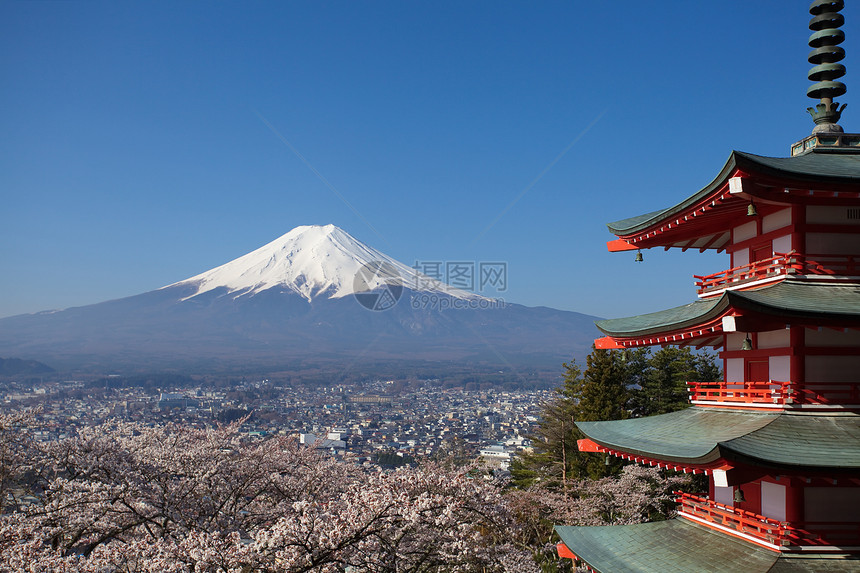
[
  {"x1": 0, "y1": 357, "x2": 54, "y2": 377},
  {"x1": 0, "y1": 225, "x2": 601, "y2": 375}
]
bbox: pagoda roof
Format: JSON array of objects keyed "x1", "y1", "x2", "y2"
[
  {"x1": 606, "y1": 149, "x2": 860, "y2": 251},
  {"x1": 596, "y1": 280, "x2": 860, "y2": 342},
  {"x1": 596, "y1": 297, "x2": 723, "y2": 339},
  {"x1": 576, "y1": 408, "x2": 860, "y2": 470},
  {"x1": 555, "y1": 519, "x2": 860, "y2": 573}
]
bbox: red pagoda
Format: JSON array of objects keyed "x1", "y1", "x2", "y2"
[{"x1": 555, "y1": 2, "x2": 860, "y2": 571}]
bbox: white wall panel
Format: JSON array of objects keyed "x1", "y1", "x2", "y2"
[
  {"x1": 763, "y1": 209, "x2": 791, "y2": 233},
  {"x1": 733, "y1": 221, "x2": 758, "y2": 243}
]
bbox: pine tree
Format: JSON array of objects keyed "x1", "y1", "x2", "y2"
[
  {"x1": 514, "y1": 360, "x2": 584, "y2": 491},
  {"x1": 514, "y1": 347, "x2": 722, "y2": 489},
  {"x1": 579, "y1": 348, "x2": 630, "y2": 422},
  {"x1": 515, "y1": 350, "x2": 632, "y2": 488},
  {"x1": 578, "y1": 348, "x2": 630, "y2": 479},
  {"x1": 695, "y1": 351, "x2": 722, "y2": 383},
  {"x1": 631, "y1": 347, "x2": 721, "y2": 416}
]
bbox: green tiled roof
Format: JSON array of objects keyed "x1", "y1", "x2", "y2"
[
  {"x1": 723, "y1": 414, "x2": 860, "y2": 468},
  {"x1": 607, "y1": 150, "x2": 860, "y2": 235},
  {"x1": 738, "y1": 150, "x2": 860, "y2": 181},
  {"x1": 769, "y1": 554, "x2": 860, "y2": 572},
  {"x1": 728, "y1": 281, "x2": 860, "y2": 319},
  {"x1": 577, "y1": 408, "x2": 774, "y2": 464},
  {"x1": 596, "y1": 298, "x2": 724, "y2": 337},
  {"x1": 577, "y1": 408, "x2": 860, "y2": 469},
  {"x1": 555, "y1": 520, "x2": 777, "y2": 572},
  {"x1": 555, "y1": 519, "x2": 860, "y2": 573},
  {"x1": 596, "y1": 280, "x2": 860, "y2": 337}
]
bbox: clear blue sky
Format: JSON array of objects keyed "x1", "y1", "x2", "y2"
[{"x1": 1, "y1": 1, "x2": 854, "y2": 319}]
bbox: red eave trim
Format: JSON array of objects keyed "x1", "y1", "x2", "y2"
[
  {"x1": 616, "y1": 167, "x2": 860, "y2": 249},
  {"x1": 577, "y1": 439, "x2": 718, "y2": 475},
  {"x1": 577, "y1": 438, "x2": 603, "y2": 452},
  {"x1": 594, "y1": 336, "x2": 625, "y2": 350},
  {"x1": 607, "y1": 238, "x2": 638, "y2": 252},
  {"x1": 594, "y1": 317, "x2": 727, "y2": 350},
  {"x1": 556, "y1": 542, "x2": 577, "y2": 560},
  {"x1": 618, "y1": 176, "x2": 739, "y2": 246}
]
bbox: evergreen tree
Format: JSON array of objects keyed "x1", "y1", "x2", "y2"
[
  {"x1": 621, "y1": 347, "x2": 651, "y2": 397},
  {"x1": 631, "y1": 347, "x2": 721, "y2": 416},
  {"x1": 514, "y1": 360, "x2": 584, "y2": 491},
  {"x1": 515, "y1": 346, "x2": 723, "y2": 489},
  {"x1": 515, "y1": 350, "x2": 632, "y2": 488},
  {"x1": 695, "y1": 351, "x2": 722, "y2": 383},
  {"x1": 579, "y1": 348, "x2": 630, "y2": 422},
  {"x1": 578, "y1": 348, "x2": 630, "y2": 479}
]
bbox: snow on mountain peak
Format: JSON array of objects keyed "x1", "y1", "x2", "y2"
[{"x1": 164, "y1": 225, "x2": 483, "y2": 302}]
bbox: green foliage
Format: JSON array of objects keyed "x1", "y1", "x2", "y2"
[
  {"x1": 374, "y1": 450, "x2": 414, "y2": 467},
  {"x1": 580, "y1": 349, "x2": 629, "y2": 422},
  {"x1": 515, "y1": 350, "x2": 631, "y2": 488},
  {"x1": 513, "y1": 361, "x2": 582, "y2": 490},
  {"x1": 515, "y1": 346, "x2": 722, "y2": 489},
  {"x1": 631, "y1": 347, "x2": 720, "y2": 416}
]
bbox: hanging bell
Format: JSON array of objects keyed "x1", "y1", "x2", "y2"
[
  {"x1": 634, "y1": 251, "x2": 644, "y2": 263},
  {"x1": 734, "y1": 487, "x2": 746, "y2": 503},
  {"x1": 747, "y1": 202, "x2": 758, "y2": 217},
  {"x1": 742, "y1": 334, "x2": 753, "y2": 351}
]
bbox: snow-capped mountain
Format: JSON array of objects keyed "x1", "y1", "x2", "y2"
[
  {"x1": 165, "y1": 224, "x2": 478, "y2": 302},
  {"x1": 0, "y1": 225, "x2": 601, "y2": 375}
]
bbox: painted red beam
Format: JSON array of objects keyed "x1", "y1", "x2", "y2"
[
  {"x1": 607, "y1": 238, "x2": 638, "y2": 252},
  {"x1": 593, "y1": 323, "x2": 725, "y2": 350},
  {"x1": 577, "y1": 438, "x2": 603, "y2": 452},
  {"x1": 576, "y1": 438, "x2": 714, "y2": 475},
  {"x1": 556, "y1": 542, "x2": 577, "y2": 560},
  {"x1": 594, "y1": 336, "x2": 624, "y2": 350}
]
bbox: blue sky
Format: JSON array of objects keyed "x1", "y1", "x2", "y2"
[{"x1": 1, "y1": 1, "x2": 854, "y2": 320}]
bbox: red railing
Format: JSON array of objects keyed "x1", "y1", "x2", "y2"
[
  {"x1": 694, "y1": 253, "x2": 860, "y2": 295},
  {"x1": 688, "y1": 381, "x2": 860, "y2": 408},
  {"x1": 677, "y1": 494, "x2": 860, "y2": 548},
  {"x1": 695, "y1": 254, "x2": 796, "y2": 294},
  {"x1": 687, "y1": 380, "x2": 791, "y2": 406},
  {"x1": 676, "y1": 493, "x2": 789, "y2": 547},
  {"x1": 798, "y1": 253, "x2": 860, "y2": 277}
]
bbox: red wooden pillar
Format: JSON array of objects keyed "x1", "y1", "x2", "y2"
[
  {"x1": 785, "y1": 478, "x2": 804, "y2": 523},
  {"x1": 790, "y1": 326, "x2": 805, "y2": 402}
]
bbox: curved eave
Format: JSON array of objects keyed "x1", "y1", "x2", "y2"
[
  {"x1": 576, "y1": 408, "x2": 860, "y2": 470},
  {"x1": 596, "y1": 280, "x2": 860, "y2": 345},
  {"x1": 596, "y1": 296, "x2": 727, "y2": 340},
  {"x1": 606, "y1": 150, "x2": 860, "y2": 250},
  {"x1": 576, "y1": 408, "x2": 776, "y2": 466}
]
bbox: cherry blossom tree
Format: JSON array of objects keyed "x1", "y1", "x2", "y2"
[
  {"x1": 0, "y1": 410, "x2": 43, "y2": 514},
  {"x1": 0, "y1": 418, "x2": 535, "y2": 572},
  {"x1": 504, "y1": 465, "x2": 693, "y2": 571}
]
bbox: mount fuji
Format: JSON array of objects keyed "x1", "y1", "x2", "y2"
[
  {"x1": 165, "y1": 224, "x2": 482, "y2": 305},
  {"x1": 0, "y1": 225, "x2": 601, "y2": 377}
]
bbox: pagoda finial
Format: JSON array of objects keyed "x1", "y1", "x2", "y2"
[{"x1": 806, "y1": 0, "x2": 847, "y2": 133}]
